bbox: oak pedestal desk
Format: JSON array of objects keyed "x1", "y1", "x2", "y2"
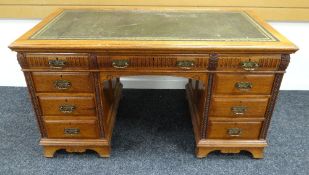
[{"x1": 9, "y1": 8, "x2": 298, "y2": 158}]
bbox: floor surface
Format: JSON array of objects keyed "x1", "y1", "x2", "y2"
[{"x1": 0, "y1": 87, "x2": 308, "y2": 175}]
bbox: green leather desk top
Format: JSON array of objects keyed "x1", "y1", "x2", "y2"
[{"x1": 30, "y1": 10, "x2": 277, "y2": 41}]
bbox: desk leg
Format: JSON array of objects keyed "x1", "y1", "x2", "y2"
[
  {"x1": 42, "y1": 145, "x2": 111, "y2": 158},
  {"x1": 100, "y1": 75, "x2": 123, "y2": 156}
]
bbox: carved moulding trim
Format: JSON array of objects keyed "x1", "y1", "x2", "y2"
[
  {"x1": 92, "y1": 72, "x2": 105, "y2": 138},
  {"x1": 201, "y1": 53, "x2": 218, "y2": 139},
  {"x1": 260, "y1": 54, "x2": 290, "y2": 139}
]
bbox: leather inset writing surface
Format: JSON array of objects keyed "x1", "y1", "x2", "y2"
[{"x1": 30, "y1": 10, "x2": 277, "y2": 41}]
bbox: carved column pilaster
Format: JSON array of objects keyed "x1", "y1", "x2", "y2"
[
  {"x1": 201, "y1": 53, "x2": 218, "y2": 139},
  {"x1": 90, "y1": 53, "x2": 105, "y2": 138},
  {"x1": 260, "y1": 54, "x2": 290, "y2": 139},
  {"x1": 18, "y1": 53, "x2": 46, "y2": 137}
]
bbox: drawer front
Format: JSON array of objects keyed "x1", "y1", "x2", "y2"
[
  {"x1": 44, "y1": 119, "x2": 99, "y2": 139},
  {"x1": 210, "y1": 97, "x2": 269, "y2": 118},
  {"x1": 97, "y1": 55, "x2": 208, "y2": 70},
  {"x1": 32, "y1": 72, "x2": 93, "y2": 93},
  {"x1": 213, "y1": 73, "x2": 274, "y2": 95},
  {"x1": 217, "y1": 54, "x2": 281, "y2": 71},
  {"x1": 21, "y1": 54, "x2": 90, "y2": 69},
  {"x1": 39, "y1": 96, "x2": 96, "y2": 116},
  {"x1": 207, "y1": 121, "x2": 262, "y2": 139}
]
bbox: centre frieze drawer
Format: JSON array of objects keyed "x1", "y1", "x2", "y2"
[
  {"x1": 97, "y1": 55, "x2": 209, "y2": 70},
  {"x1": 210, "y1": 97, "x2": 269, "y2": 118},
  {"x1": 39, "y1": 96, "x2": 96, "y2": 116},
  {"x1": 32, "y1": 72, "x2": 94, "y2": 93},
  {"x1": 213, "y1": 73, "x2": 275, "y2": 95},
  {"x1": 44, "y1": 118, "x2": 99, "y2": 139}
]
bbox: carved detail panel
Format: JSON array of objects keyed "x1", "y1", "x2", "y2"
[
  {"x1": 17, "y1": 53, "x2": 28, "y2": 68},
  {"x1": 208, "y1": 53, "x2": 218, "y2": 70},
  {"x1": 278, "y1": 54, "x2": 290, "y2": 71}
]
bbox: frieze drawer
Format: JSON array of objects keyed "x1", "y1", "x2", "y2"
[
  {"x1": 217, "y1": 54, "x2": 281, "y2": 71},
  {"x1": 39, "y1": 96, "x2": 96, "y2": 116},
  {"x1": 19, "y1": 54, "x2": 90, "y2": 70},
  {"x1": 97, "y1": 55, "x2": 209, "y2": 70},
  {"x1": 44, "y1": 119, "x2": 99, "y2": 139}
]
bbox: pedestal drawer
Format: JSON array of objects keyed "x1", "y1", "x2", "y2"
[
  {"x1": 32, "y1": 72, "x2": 93, "y2": 93},
  {"x1": 210, "y1": 97, "x2": 269, "y2": 118},
  {"x1": 213, "y1": 73, "x2": 274, "y2": 95},
  {"x1": 39, "y1": 96, "x2": 96, "y2": 116},
  {"x1": 44, "y1": 119, "x2": 99, "y2": 139},
  {"x1": 207, "y1": 121, "x2": 262, "y2": 139}
]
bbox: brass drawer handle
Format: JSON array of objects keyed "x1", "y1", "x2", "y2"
[
  {"x1": 227, "y1": 128, "x2": 242, "y2": 136},
  {"x1": 235, "y1": 82, "x2": 252, "y2": 90},
  {"x1": 240, "y1": 61, "x2": 259, "y2": 71},
  {"x1": 59, "y1": 104, "x2": 76, "y2": 113},
  {"x1": 48, "y1": 59, "x2": 66, "y2": 69},
  {"x1": 231, "y1": 106, "x2": 247, "y2": 115},
  {"x1": 54, "y1": 80, "x2": 71, "y2": 90},
  {"x1": 64, "y1": 128, "x2": 80, "y2": 135},
  {"x1": 112, "y1": 60, "x2": 129, "y2": 69},
  {"x1": 176, "y1": 60, "x2": 195, "y2": 70}
]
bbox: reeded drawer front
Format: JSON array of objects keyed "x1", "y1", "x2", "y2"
[
  {"x1": 207, "y1": 121, "x2": 262, "y2": 139},
  {"x1": 213, "y1": 73, "x2": 274, "y2": 95},
  {"x1": 44, "y1": 119, "x2": 99, "y2": 139},
  {"x1": 39, "y1": 96, "x2": 96, "y2": 116},
  {"x1": 32, "y1": 72, "x2": 93, "y2": 93},
  {"x1": 217, "y1": 54, "x2": 281, "y2": 71},
  {"x1": 97, "y1": 55, "x2": 209, "y2": 70},
  {"x1": 210, "y1": 97, "x2": 269, "y2": 118},
  {"x1": 21, "y1": 54, "x2": 90, "y2": 69}
]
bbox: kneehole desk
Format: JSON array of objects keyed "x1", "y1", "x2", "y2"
[{"x1": 9, "y1": 7, "x2": 298, "y2": 158}]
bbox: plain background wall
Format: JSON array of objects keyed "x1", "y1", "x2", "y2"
[{"x1": 0, "y1": 19, "x2": 309, "y2": 90}]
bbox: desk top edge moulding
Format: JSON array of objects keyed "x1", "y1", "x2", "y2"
[
  {"x1": 9, "y1": 8, "x2": 297, "y2": 53},
  {"x1": 9, "y1": 7, "x2": 298, "y2": 158}
]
